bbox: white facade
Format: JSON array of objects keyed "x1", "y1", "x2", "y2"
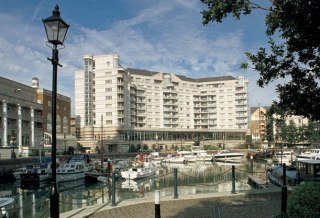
[
  {"x1": 75, "y1": 54, "x2": 250, "y2": 150},
  {"x1": 75, "y1": 54, "x2": 249, "y2": 130}
]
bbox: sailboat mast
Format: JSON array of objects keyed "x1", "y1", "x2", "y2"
[{"x1": 101, "y1": 114, "x2": 103, "y2": 168}]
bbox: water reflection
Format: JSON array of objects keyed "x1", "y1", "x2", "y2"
[{"x1": 0, "y1": 160, "x2": 267, "y2": 217}]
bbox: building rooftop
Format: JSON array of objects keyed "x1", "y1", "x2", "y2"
[{"x1": 127, "y1": 68, "x2": 236, "y2": 82}]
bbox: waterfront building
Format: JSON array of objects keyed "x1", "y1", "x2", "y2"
[
  {"x1": 250, "y1": 106, "x2": 269, "y2": 146},
  {"x1": 75, "y1": 54, "x2": 250, "y2": 152},
  {"x1": 32, "y1": 77, "x2": 76, "y2": 151},
  {"x1": 250, "y1": 105, "x2": 311, "y2": 148},
  {"x1": 0, "y1": 76, "x2": 76, "y2": 159},
  {"x1": 0, "y1": 77, "x2": 43, "y2": 158}
]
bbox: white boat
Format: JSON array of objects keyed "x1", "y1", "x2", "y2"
[
  {"x1": 296, "y1": 149, "x2": 320, "y2": 161},
  {"x1": 113, "y1": 158, "x2": 130, "y2": 171},
  {"x1": 192, "y1": 150, "x2": 213, "y2": 162},
  {"x1": 177, "y1": 150, "x2": 197, "y2": 162},
  {"x1": 149, "y1": 152, "x2": 164, "y2": 164},
  {"x1": 272, "y1": 151, "x2": 295, "y2": 164},
  {"x1": 213, "y1": 150, "x2": 245, "y2": 162},
  {"x1": 162, "y1": 154, "x2": 187, "y2": 164},
  {"x1": 121, "y1": 158, "x2": 157, "y2": 180},
  {"x1": 56, "y1": 155, "x2": 92, "y2": 182}
]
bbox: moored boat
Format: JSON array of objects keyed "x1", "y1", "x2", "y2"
[
  {"x1": 56, "y1": 155, "x2": 92, "y2": 182},
  {"x1": 295, "y1": 149, "x2": 320, "y2": 161},
  {"x1": 213, "y1": 150, "x2": 245, "y2": 162},
  {"x1": 272, "y1": 150, "x2": 295, "y2": 164},
  {"x1": 267, "y1": 163, "x2": 298, "y2": 186},
  {"x1": 162, "y1": 154, "x2": 187, "y2": 164},
  {"x1": 121, "y1": 158, "x2": 157, "y2": 180},
  {"x1": 149, "y1": 152, "x2": 164, "y2": 164},
  {"x1": 20, "y1": 157, "x2": 58, "y2": 186}
]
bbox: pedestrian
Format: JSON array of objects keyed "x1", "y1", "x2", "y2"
[{"x1": 139, "y1": 185, "x2": 145, "y2": 197}]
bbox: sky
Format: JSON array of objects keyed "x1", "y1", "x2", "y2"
[{"x1": 0, "y1": 0, "x2": 279, "y2": 114}]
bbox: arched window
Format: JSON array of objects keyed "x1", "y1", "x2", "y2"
[{"x1": 56, "y1": 115, "x2": 61, "y2": 133}]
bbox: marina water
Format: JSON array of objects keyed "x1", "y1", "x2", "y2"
[{"x1": 0, "y1": 160, "x2": 267, "y2": 217}]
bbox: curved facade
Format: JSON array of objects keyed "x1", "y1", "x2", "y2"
[{"x1": 75, "y1": 54, "x2": 250, "y2": 152}]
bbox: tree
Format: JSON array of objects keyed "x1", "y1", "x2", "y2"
[
  {"x1": 281, "y1": 120, "x2": 298, "y2": 147},
  {"x1": 287, "y1": 181, "x2": 320, "y2": 217},
  {"x1": 200, "y1": 0, "x2": 320, "y2": 121},
  {"x1": 305, "y1": 122, "x2": 320, "y2": 144}
]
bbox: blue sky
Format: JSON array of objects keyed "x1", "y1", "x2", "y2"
[{"x1": 0, "y1": 0, "x2": 278, "y2": 113}]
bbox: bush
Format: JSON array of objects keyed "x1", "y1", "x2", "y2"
[
  {"x1": 287, "y1": 181, "x2": 320, "y2": 217},
  {"x1": 203, "y1": 144, "x2": 219, "y2": 150}
]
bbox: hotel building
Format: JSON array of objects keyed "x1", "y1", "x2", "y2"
[{"x1": 75, "y1": 54, "x2": 250, "y2": 152}]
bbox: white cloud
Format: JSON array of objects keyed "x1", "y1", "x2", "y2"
[{"x1": 0, "y1": 0, "x2": 278, "y2": 113}]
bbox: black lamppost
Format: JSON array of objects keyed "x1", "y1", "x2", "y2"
[{"x1": 43, "y1": 5, "x2": 69, "y2": 218}]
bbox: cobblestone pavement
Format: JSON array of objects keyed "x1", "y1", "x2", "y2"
[{"x1": 65, "y1": 191, "x2": 281, "y2": 218}]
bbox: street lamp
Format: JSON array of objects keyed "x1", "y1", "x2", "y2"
[{"x1": 43, "y1": 5, "x2": 69, "y2": 218}]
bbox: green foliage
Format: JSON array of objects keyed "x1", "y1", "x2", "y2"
[
  {"x1": 151, "y1": 144, "x2": 157, "y2": 151},
  {"x1": 137, "y1": 144, "x2": 142, "y2": 151},
  {"x1": 200, "y1": 0, "x2": 320, "y2": 121},
  {"x1": 142, "y1": 144, "x2": 149, "y2": 151},
  {"x1": 287, "y1": 182, "x2": 320, "y2": 217},
  {"x1": 281, "y1": 120, "x2": 298, "y2": 147},
  {"x1": 77, "y1": 143, "x2": 86, "y2": 153},
  {"x1": 129, "y1": 145, "x2": 136, "y2": 153},
  {"x1": 203, "y1": 144, "x2": 219, "y2": 150},
  {"x1": 305, "y1": 122, "x2": 320, "y2": 143}
]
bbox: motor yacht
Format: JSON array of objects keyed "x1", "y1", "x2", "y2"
[
  {"x1": 56, "y1": 155, "x2": 92, "y2": 182},
  {"x1": 121, "y1": 158, "x2": 157, "y2": 180},
  {"x1": 213, "y1": 150, "x2": 245, "y2": 162},
  {"x1": 272, "y1": 150, "x2": 295, "y2": 164},
  {"x1": 296, "y1": 149, "x2": 320, "y2": 161}
]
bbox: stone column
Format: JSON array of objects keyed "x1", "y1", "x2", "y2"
[
  {"x1": 31, "y1": 107, "x2": 35, "y2": 147},
  {"x1": 2, "y1": 101, "x2": 7, "y2": 147}
]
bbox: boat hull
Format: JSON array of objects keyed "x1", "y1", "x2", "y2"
[
  {"x1": 121, "y1": 170, "x2": 156, "y2": 180},
  {"x1": 214, "y1": 155, "x2": 244, "y2": 162},
  {"x1": 57, "y1": 172, "x2": 86, "y2": 182}
]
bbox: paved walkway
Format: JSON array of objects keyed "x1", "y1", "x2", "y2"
[{"x1": 61, "y1": 188, "x2": 282, "y2": 218}]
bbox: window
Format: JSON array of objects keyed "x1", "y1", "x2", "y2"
[
  {"x1": 105, "y1": 80, "x2": 112, "y2": 84},
  {"x1": 106, "y1": 120, "x2": 112, "y2": 124},
  {"x1": 106, "y1": 112, "x2": 112, "y2": 116},
  {"x1": 105, "y1": 88, "x2": 112, "y2": 92},
  {"x1": 106, "y1": 96, "x2": 112, "y2": 100}
]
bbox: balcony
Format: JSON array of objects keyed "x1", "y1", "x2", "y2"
[{"x1": 163, "y1": 95, "x2": 177, "y2": 99}]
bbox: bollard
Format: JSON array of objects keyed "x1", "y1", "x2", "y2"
[
  {"x1": 173, "y1": 168, "x2": 178, "y2": 199},
  {"x1": 1, "y1": 207, "x2": 7, "y2": 218},
  {"x1": 111, "y1": 171, "x2": 116, "y2": 206},
  {"x1": 281, "y1": 163, "x2": 287, "y2": 214},
  {"x1": 155, "y1": 190, "x2": 161, "y2": 218},
  {"x1": 213, "y1": 205, "x2": 221, "y2": 218},
  {"x1": 231, "y1": 165, "x2": 236, "y2": 194}
]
